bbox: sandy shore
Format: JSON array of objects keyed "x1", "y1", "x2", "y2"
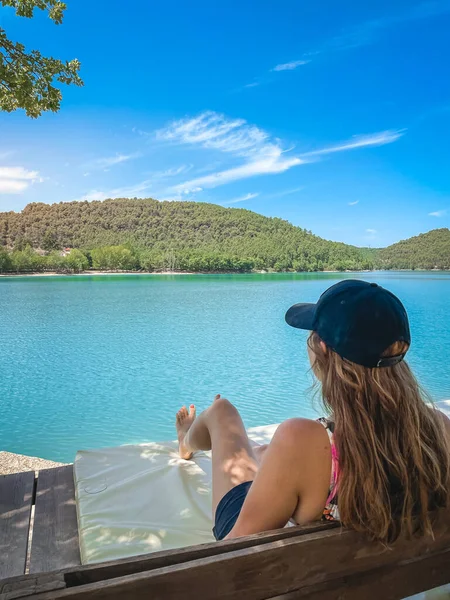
[
  {"x1": 3, "y1": 269, "x2": 449, "y2": 278},
  {"x1": 0, "y1": 451, "x2": 67, "y2": 475}
]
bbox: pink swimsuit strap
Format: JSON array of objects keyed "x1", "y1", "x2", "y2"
[{"x1": 317, "y1": 417, "x2": 339, "y2": 504}]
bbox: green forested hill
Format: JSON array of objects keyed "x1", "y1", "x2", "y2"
[
  {"x1": 0, "y1": 198, "x2": 373, "y2": 272},
  {"x1": 378, "y1": 228, "x2": 450, "y2": 270},
  {"x1": 0, "y1": 198, "x2": 448, "y2": 273}
]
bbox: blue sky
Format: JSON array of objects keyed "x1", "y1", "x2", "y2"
[{"x1": 0, "y1": 0, "x2": 449, "y2": 247}]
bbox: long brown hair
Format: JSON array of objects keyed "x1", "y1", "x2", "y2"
[{"x1": 308, "y1": 331, "x2": 450, "y2": 543}]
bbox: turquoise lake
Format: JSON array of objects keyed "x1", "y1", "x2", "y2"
[{"x1": 0, "y1": 271, "x2": 449, "y2": 462}]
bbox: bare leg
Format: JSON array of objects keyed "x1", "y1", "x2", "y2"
[
  {"x1": 253, "y1": 444, "x2": 268, "y2": 464},
  {"x1": 176, "y1": 395, "x2": 259, "y2": 513}
]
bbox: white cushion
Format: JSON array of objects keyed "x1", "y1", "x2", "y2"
[{"x1": 74, "y1": 424, "x2": 278, "y2": 564}]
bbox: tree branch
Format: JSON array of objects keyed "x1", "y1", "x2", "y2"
[{"x1": 0, "y1": 8, "x2": 83, "y2": 117}]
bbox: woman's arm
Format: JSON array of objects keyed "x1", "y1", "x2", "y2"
[{"x1": 225, "y1": 418, "x2": 331, "y2": 539}]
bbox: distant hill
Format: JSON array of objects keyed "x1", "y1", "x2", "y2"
[
  {"x1": 0, "y1": 199, "x2": 448, "y2": 272},
  {"x1": 378, "y1": 228, "x2": 450, "y2": 270},
  {"x1": 0, "y1": 198, "x2": 374, "y2": 272}
]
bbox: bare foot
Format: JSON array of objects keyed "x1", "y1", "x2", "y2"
[{"x1": 176, "y1": 404, "x2": 196, "y2": 459}]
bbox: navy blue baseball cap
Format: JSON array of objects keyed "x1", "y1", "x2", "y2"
[{"x1": 285, "y1": 280, "x2": 411, "y2": 368}]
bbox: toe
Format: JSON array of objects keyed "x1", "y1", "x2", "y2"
[{"x1": 189, "y1": 404, "x2": 196, "y2": 418}]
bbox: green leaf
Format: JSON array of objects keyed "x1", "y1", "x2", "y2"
[{"x1": 0, "y1": 1, "x2": 83, "y2": 117}]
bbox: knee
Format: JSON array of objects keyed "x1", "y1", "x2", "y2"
[{"x1": 210, "y1": 396, "x2": 237, "y2": 417}]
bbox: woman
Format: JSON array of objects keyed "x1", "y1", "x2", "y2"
[{"x1": 175, "y1": 280, "x2": 450, "y2": 543}]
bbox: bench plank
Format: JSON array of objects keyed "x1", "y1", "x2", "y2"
[
  {"x1": 0, "y1": 522, "x2": 336, "y2": 593},
  {"x1": 0, "y1": 471, "x2": 34, "y2": 579},
  {"x1": 66, "y1": 521, "x2": 338, "y2": 586},
  {"x1": 12, "y1": 510, "x2": 450, "y2": 600},
  {"x1": 29, "y1": 466, "x2": 80, "y2": 574},
  {"x1": 269, "y1": 548, "x2": 450, "y2": 600}
]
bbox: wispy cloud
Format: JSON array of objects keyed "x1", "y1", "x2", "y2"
[
  {"x1": 89, "y1": 152, "x2": 141, "y2": 170},
  {"x1": 237, "y1": 2, "x2": 450, "y2": 95},
  {"x1": 0, "y1": 151, "x2": 14, "y2": 160},
  {"x1": 194, "y1": 161, "x2": 223, "y2": 174},
  {"x1": 170, "y1": 157, "x2": 302, "y2": 193},
  {"x1": 0, "y1": 167, "x2": 39, "y2": 180},
  {"x1": 348, "y1": 200, "x2": 359, "y2": 206},
  {"x1": 149, "y1": 165, "x2": 193, "y2": 179},
  {"x1": 157, "y1": 111, "x2": 304, "y2": 193},
  {"x1": 0, "y1": 180, "x2": 29, "y2": 194},
  {"x1": 131, "y1": 127, "x2": 151, "y2": 137},
  {"x1": 75, "y1": 179, "x2": 153, "y2": 202},
  {"x1": 155, "y1": 111, "x2": 404, "y2": 195},
  {"x1": 263, "y1": 187, "x2": 304, "y2": 200},
  {"x1": 233, "y1": 81, "x2": 262, "y2": 93},
  {"x1": 0, "y1": 166, "x2": 42, "y2": 194},
  {"x1": 224, "y1": 192, "x2": 259, "y2": 205},
  {"x1": 157, "y1": 111, "x2": 269, "y2": 155},
  {"x1": 300, "y1": 130, "x2": 405, "y2": 157},
  {"x1": 326, "y1": 1, "x2": 450, "y2": 53},
  {"x1": 263, "y1": 1, "x2": 450, "y2": 79},
  {"x1": 239, "y1": 60, "x2": 309, "y2": 91},
  {"x1": 272, "y1": 59, "x2": 309, "y2": 71},
  {"x1": 365, "y1": 228, "x2": 379, "y2": 242},
  {"x1": 429, "y1": 209, "x2": 447, "y2": 217},
  {"x1": 77, "y1": 190, "x2": 109, "y2": 202}
]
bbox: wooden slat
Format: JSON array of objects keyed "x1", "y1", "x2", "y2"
[
  {"x1": 0, "y1": 521, "x2": 336, "y2": 591},
  {"x1": 29, "y1": 467, "x2": 80, "y2": 574},
  {"x1": 0, "y1": 574, "x2": 65, "y2": 600},
  {"x1": 268, "y1": 548, "x2": 450, "y2": 600},
  {"x1": 9, "y1": 509, "x2": 450, "y2": 600},
  {"x1": 0, "y1": 526, "x2": 337, "y2": 598},
  {"x1": 2, "y1": 551, "x2": 450, "y2": 600},
  {"x1": 66, "y1": 521, "x2": 338, "y2": 586},
  {"x1": 0, "y1": 471, "x2": 35, "y2": 579}
]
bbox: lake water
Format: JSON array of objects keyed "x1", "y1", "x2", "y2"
[{"x1": 0, "y1": 271, "x2": 449, "y2": 462}]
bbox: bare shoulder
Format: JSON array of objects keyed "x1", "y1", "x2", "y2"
[
  {"x1": 271, "y1": 418, "x2": 330, "y2": 453},
  {"x1": 270, "y1": 418, "x2": 332, "y2": 519},
  {"x1": 426, "y1": 404, "x2": 450, "y2": 445},
  {"x1": 436, "y1": 408, "x2": 450, "y2": 436},
  {"x1": 275, "y1": 417, "x2": 326, "y2": 436}
]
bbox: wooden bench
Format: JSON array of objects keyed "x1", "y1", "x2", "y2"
[
  {"x1": 0, "y1": 466, "x2": 80, "y2": 580},
  {"x1": 1, "y1": 465, "x2": 450, "y2": 599}
]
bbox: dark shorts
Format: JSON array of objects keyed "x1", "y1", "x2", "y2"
[{"x1": 213, "y1": 481, "x2": 252, "y2": 541}]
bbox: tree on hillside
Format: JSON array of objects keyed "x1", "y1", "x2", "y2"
[
  {"x1": 0, "y1": 199, "x2": 447, "y2": 273},
  {"x1": 42, "y1": 229, "x2": 60, "y2": 251},
  {"x1": 10, "y1": 245, "x2": 44, "y2": 272},
  {"x1": 91, "y1": 245, "x2": 137, "y2": 271},
  {"x1": 13, "y1": 235, "x2": 33, "y2": 250},
  {"x1": 0, "y1": 246, "x2": 12, "y2": 272},
  {"x1": 65, "y1": 248, "x2": 88, "y2": 272},
  {"x1": 45, "y1": 249, "x2": 65, "y2": 271},
  {"x1": 0, "y1": 0, "x2": 83, "y2": 117}
]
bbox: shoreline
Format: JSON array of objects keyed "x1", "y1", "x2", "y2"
[
  {"x1": 1, "y1": 268, "x2": 449, "y2": 278},
  {"x1": 0, "y1": 450, "x2": 67, "y2": 475},
  {"x1": 0, "y1": 270, "x2": 196, "y2": 277}
]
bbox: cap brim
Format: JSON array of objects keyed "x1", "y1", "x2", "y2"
[{"x1": 285, "y1": 303, "x2": 316, "y2": 330}]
